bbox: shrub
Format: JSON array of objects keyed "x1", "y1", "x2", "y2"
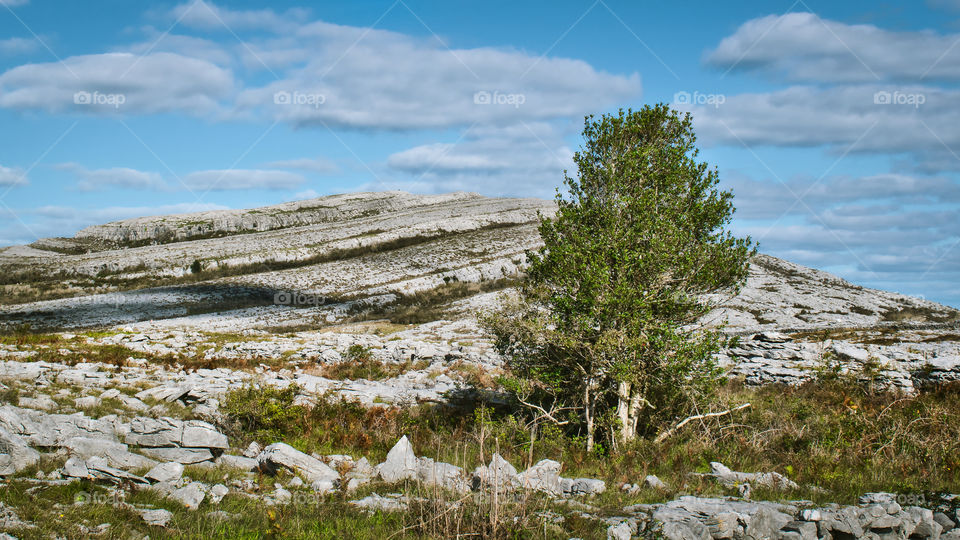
[{"x1": 222, "y1": 384, "x2": 306, "y2": 443}]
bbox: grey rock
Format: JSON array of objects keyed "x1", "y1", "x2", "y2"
[
  {"x1": 145, "y1": 462, "x2": 184, "y2": 483},
  {"x1": 84, "y1": 456, "x2": 149, "y2": 485},
  {"x1": 561, "y1": 477, "x2": 606, "y2": 497},
  {"x1": 138, "y1": 508, "x2": 173, "y2": 528},
  {"x1": 743, "y1": 507, "x2": 791, "y2": 540},
  {"x1": 416, "y1": 457, "x2": 467, "y2": 492},
  {"x1": 62, "y1": 456, "x2": 90, "y2": 478},
  {"x1": 607, "y1": 521, "x2": 632, "y2": 540},
  {"x1": 208, "y1": 484, "x2": 229, "y2": 504},
  {"x1": 139, "y1": 447, "x2": 214, "y2": 464},
  {"x1": 215, "y1": 454, "x2": 258, "y2": 471},
  {"x1": 907, "y1": 506, "x2": 943, "y2": 539},
  {"x1": 517, "y1": 459, "x2": 562, "y2": 495},
  {"x1": 242, "y1": 442, "x2": 261, "y2": 458},
  {"x1": 472, "y1": 453, "x2": 519, "y2": 492},
  {"x1": 644, "y1": 474, "x2": 668, "y2": 491},
  {"x1": 706, "y1": 461, "x2": 799, "y2": 491},
  {"x1": 74, "y1": 396, "x2": 99, "y2": 409},
  {"x1": 376, "y1": 436, "x2": 418, "y2": 483},
  {"x1": 63, "y1": 436, "x2": 157, "y2": 471},
  {"x1": 257, "y1": 442, "x2": 339, "y2": 485},
  {"x1": 935, "y1": 511, "x2": 956, "y2": 532},
  {"x1": 0, "y1": 426, "x2": 40, "y2": 476},
  {"x1": 126, "y1": 417, "x2": 227, "y2": 449},
  {"x1": 780, "y1": 520, "x2": 818, "y2": 540},
  {"x1": 350, "y1": 493, "x2": 409, "y2": 512},
  {"x1": 169, "y1": 482, "x2": 207, "y2": 510}
]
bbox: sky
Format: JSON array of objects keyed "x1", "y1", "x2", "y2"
[{"x1": 0, "y1": 0, "x2": 959, "y2": 308}]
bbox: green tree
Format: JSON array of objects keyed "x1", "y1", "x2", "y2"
[{"x1": 483, "y1": 105, "x2": 755, "y2": 449}]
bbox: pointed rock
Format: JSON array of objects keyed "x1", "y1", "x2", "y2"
[{"x1": 376, "y1": 435, "x2": 417, "y2": 483}]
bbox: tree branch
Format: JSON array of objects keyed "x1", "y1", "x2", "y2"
[{"x1": 653, "y1": 403, "x2": 751, "y2": 443}]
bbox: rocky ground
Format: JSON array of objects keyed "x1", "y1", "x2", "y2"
[{"x1": 1, "y1": 191, "x2": 959, "y2": 539}]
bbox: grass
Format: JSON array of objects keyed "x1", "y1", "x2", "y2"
[
  {"x1": 315, "y1": 345, "x2": 430, "y2": 382},
  {"x1": 219, "y1": 378, "x2": 960, "y2": 510}
]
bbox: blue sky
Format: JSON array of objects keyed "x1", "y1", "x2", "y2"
[{"x1": 1, "y1": 0, "x2": 959, "y2": 308}]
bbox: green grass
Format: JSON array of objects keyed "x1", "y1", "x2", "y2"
[{"x1": 221, "y1": 378, "x2": 960, "y2": 509}]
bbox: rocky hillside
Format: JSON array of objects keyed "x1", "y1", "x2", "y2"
[
  {"x1": 0, "y1": 190, "x2": 957, "y2": 394},
  {"x1": 1, "y1": 191, "x2": 960, "y2": 539}
]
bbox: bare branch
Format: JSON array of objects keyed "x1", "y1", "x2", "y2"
[{"x1": 653, "y1": 403, "x2": 751, "y2": 443}]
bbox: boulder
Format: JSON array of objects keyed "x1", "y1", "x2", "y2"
[
  {"x1": 62, "y1": 456, "x2": 90, "y2": 478},
  {"x1": 350, "y1": 493, "x2": 409, "y2": 512},
  {"x1": 126, "y1": 417, "x2": 227, "y2": 449},
  {"x1": 83, "y1": 456, "x2": 149, "y2": 485},
  {"x1": 216, "y1": 454, "x2": 258, "y2": 471},
  {"x1": 257, "y1": 442, "x2": 340, "y2": 486},
  {"x1": 145, "y1": 462, "x2": 185, "y2": 483},
  {"x1": 208, "y1": 484, "x2": 229, "y2": 504},
  {"x1": 644, "y1": 474, "x2": 668, "y2": 490},
  {"x1": 138, "y1": 508, "x2": 173, "y2": 527},
  {"x1": 561, "y1": 477, "x2": 606, "y2": 497},
  {"x1": 0, "y1": 426, "x2": 40, "y2": 476},
  {"x1": 376, "y1": 436, "x2": 418, "y2": 483},
  {"x1": 517, "y1": 459, "x2": 562, "y2": 495},
  {"x1": 416, "y1": 457, "x2": 467, "y2": 492},
  {"x1": 607, "y1": 521, "x2": 632, "y2": 540},
  {"x1": 139, "y1": 447, "x2": 214, "y2": 464},
  {"x1": 472, "y1": 453, "x2": 519, "y2": 492},
  {"x1": 0, "y1": 405, "x2": 116, "y2": 447},
  {"x1": 62, "y1": 436, "x2": 157, "y2": 470},
  {"x1": 169, "y1": 482, "x2": 207, "y2": 510}
]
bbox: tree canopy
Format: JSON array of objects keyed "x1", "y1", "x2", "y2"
[{"x1": 483, "y1": 104, "x2": 756, "y2": 450}]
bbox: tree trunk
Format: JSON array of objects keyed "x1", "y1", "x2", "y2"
[
  {"x1": 584, "y1": 383, "x2": 595, "y2": 452},
  {"x1": 616, "y1": 381, "x2": 644, "y2": 445}
]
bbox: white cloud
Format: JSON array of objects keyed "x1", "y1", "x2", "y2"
[
  {"x1": 292, "y1": 188, "x2": 321, "y2": 200},
  {"x1": 57, "y1": 163, "x2": 167, "y2": 191},
  {"x1": 266, "y1": 157, "x2": 339, "y2": 174},
  {"x1": 0, "y1": 52, "x2": 233, "y2": 115},
  {"x1": 183, "y1": 169, "x2": 305, "y2": 191},
  {"x1": 171, "y1": 0, "x2": 309, "y2": 34},
  {"x1": 675, "y1": 84, "x2": 960, "y2": 172},
  {"x1": 0, "y1": 165, "x2": 27, "y2": 186},
  {"x1": 386, "y1": 124, "x2": 574, "y2": 197},
  {"x1": 706, "y1": 13, "x2": 960, "y2": 82},
  {"x1": 123, "y1": 33, "x2": 234, "y2": 67},
  {"x1": 0, "y1": 37, "x2": 38, "y2": 56},
  {"x1": 234, "y1": 19, "x2": 641, "y2": 129}
]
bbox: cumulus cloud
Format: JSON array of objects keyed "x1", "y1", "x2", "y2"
[
  {"x1": 234, "y1": 18, "x2": 641, "y2": 129},
  {"x1": 171, "y1": 0, "x2": 308, "y2": 34},
  {"x1": 386, "y1": 124, "x2": 574, "y2": 197},
  {"x1": 0, "y1": 165, "x2": 27, "y2": 186},
  {"x1": 56, "y1": 163, "x2": 168, "y2": 191},
  {"x1": 706, "y1": 13, "x2": 960, "y2": 82},
  {"x1": 266, "y1": 157, "x2": 339, "y2": 174},
  {"x1": 0, "y1": 52, "x2": 233, "y2": 115},
  {"x1": 674, "y1": 84, "x2": 960, "y2": 172},
  {"x1": 183, "y1": 169, "x2": 305, "y2": 191},
  {"x1": 0, "y1": 37, "x2": 38, "y2": 56}
]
